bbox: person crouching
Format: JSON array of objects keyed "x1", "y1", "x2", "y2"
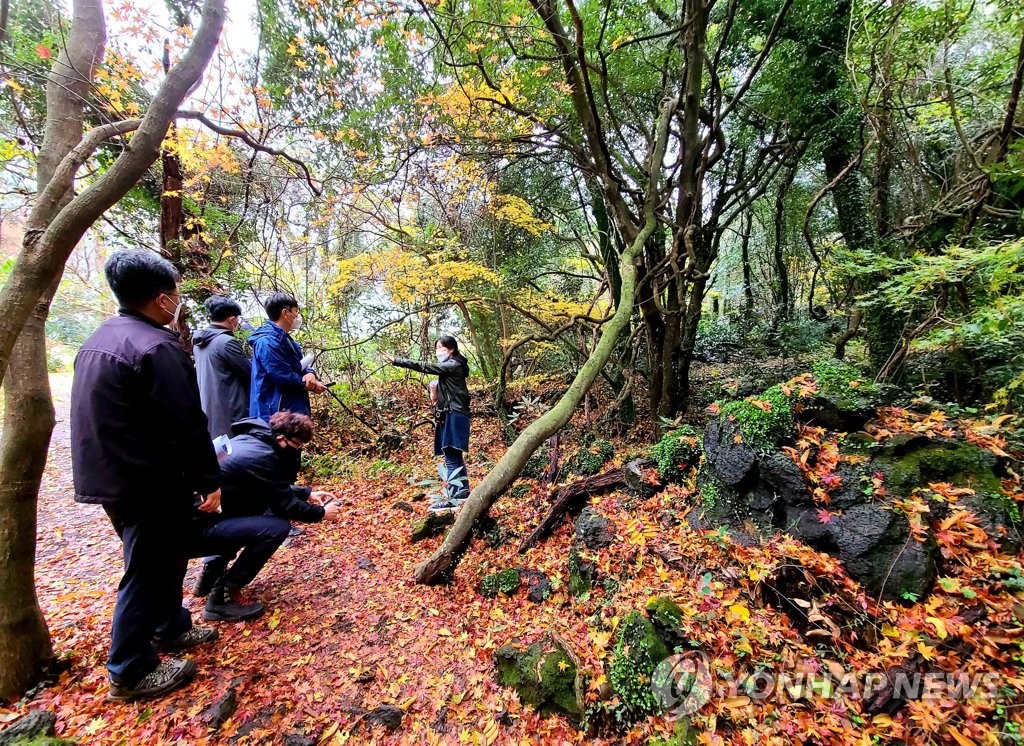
[{"x1": 193, "y1": 412, "x2": 341, "y2": 618}]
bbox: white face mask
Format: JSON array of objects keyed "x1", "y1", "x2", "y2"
[
  {"x1": 291, "y1": 313, "x2": 303, "y2": 332},
  {"x1": 436, "y1": 350, "x2": 449, "y2": 363},
  {"x1": 159, "y1": 294, "x2": 182, "y2": 325}
]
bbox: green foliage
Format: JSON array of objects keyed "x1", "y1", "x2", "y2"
[
  {"x1": 719, "y1": 384, "x2": 796, "y2": 447},
  {"x1": 811, "y1": 359, "x2": 878, "y2": 410},
  {"x1": 480, "y1": 568, "x2": 522, "y2": 598},
  {"x1": 650, "y1": 426, "x2": 702, "y2": 483},
  {"x1": 568, "y1": 438, "x2": 615, "y2": 476},
  {"x1": 608, "y1": 611, "x2": 670, "y2": 715}
]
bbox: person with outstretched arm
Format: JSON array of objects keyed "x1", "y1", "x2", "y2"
[
  {"x1": 383, "y1": 335, "x2": 471, "y2": 514},
  {"x1": 71, "y1": 250, "x2": 221, "y2": 701}
]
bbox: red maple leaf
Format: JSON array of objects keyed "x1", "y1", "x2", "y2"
[{"x1": 37, "y1": 43, "x2": 53, "y2": 59}]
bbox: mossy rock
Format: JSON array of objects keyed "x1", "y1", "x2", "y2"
[
  {"x1": 646, "y1": 596, "x2": 688, "y2": 649},
  {"x1": 609, "y1": 611, "x2": 671, "y2": 715},
  {"x1": 494, "y1": 639, "x2": 583, "y2": 720},
  {"x1": 650, "y1": 426, "x2": 702, "y2": 483},
  {"x1": 799, "y1": 360, "x2": 880, "y2": 430},
  {"x1": 480, "y1": 568, "x2": 522, "y2": 598},
  {"x1": 874, "y1": 440, "x2": 1002, "y2": 496},
  {"x1": 568, "y1": 546, "x2": 595, "y2": 597},
  {"x1": 0, "y1": 711, "x2": 74, "y2": 746},
  {"x1": 567, "y1": 438, "x2": 615, "y2": 476},
  {"x1": 410, "y1": 511, "x2": 455, "y2": 543},
  {"x1": 717, "y1": 383, "x2": 797, "y2": 450}
]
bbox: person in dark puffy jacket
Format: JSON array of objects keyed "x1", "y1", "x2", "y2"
[
  {"x1": 384, "y1": 335, "x2": 471, "y2": 514},
  {"x1": 248, "y1": 292, "x2": 325, "y2": 420},
  {"x1": 193, "y1": 295, "x2": 251, "y2": 439},
  {"x1": 191, "y1": 412, "x2": 340, "y2": 612},
  {"x1": 70, "y1": 250, "x2": 220, "y2": 701}
]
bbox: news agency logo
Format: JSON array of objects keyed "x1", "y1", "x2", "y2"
[{"x1": 651, "y1": 652, "x2": 1000, "y2": 719}]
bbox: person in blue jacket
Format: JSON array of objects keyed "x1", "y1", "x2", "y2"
[{"x1": 248, "y1": 292, "x2": 325, "y2": 420}]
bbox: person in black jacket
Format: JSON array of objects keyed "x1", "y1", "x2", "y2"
[
  {"x1": 71, "y1": 250, "x2": 221, "y2": 701},
  {"x1": 193, "y1": 295, "x2": 251, "y2": 439},
  {"x1": 384, "y1": 335, "x2": 471, "y2": 514},
  {"x1": 191, "y1": 412, "x2": 340, "y2": 616}
]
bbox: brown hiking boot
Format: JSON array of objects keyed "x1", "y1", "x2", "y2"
[{"x1": 107, "y1": 658, "x2": 197, "y2": 701}]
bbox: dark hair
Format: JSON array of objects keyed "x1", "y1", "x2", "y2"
[
  {"x1": 269, "y1": 411, "x2": 314, "y2": 443},
  {"x1": 104, "y1": 250, "x2": 179, "y2": 308},
  {"x1": 264, "y1": 292, "x2": 299, "y2": 321},
  {"x1": 436, "y1": 335, "x2": 469, "y2": 377},
  {"x1": 205, "y1": 295, "x2": 242, "y2": 322}
]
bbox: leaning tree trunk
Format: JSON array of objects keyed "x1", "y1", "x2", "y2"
[
  {"x1": 413, "y1": 216, "x2": 657, "y2": 584},
  {"x1": 0, "y1": 0, "x2": 227, "y2": 699},
  {"x1": 0, "y1": 281, "x2": 60, "y2": 698},
  {"x1": 0, "y1": 0, "x2": 104, "y2": 699}
]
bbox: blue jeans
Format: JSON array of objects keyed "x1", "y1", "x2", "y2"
[
  {"x1": 189, "y1": 514, "x2": 291, "y2": 589},
  {"x1": 103, "y1": 501, "x2": 193, "y2": 687},
  {"x1": 443, "y1": 447, "x2": 468, "y2": 499}
]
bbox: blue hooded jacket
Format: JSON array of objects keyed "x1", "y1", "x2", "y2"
[{"x1": 248, "y1": 321, "x2": 313, "y2": 420}]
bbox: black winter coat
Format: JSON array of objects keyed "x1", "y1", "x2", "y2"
[
  {"x1": 219, "y1": 418, "x2": 325, "y2": 523},
  {"x1": 71, "y1": 310, "x2": 219, "y2": 505},
  {"x1": 193, "y1": 325, "x2": 251, "y2": 439}
]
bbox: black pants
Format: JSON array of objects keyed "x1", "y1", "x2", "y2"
[
  {"x1": 103, "y1": 501, "x2": 193, "y2": 687},
  {"x1": 189, "y1": 514, "x2": 290, "y2": 589}
]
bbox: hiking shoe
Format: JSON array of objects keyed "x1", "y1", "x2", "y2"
[
  {"x1": 108, "y1": 658, "x2": 197, "y2": 701},
  {"x1": 156, "y1": 626, "x2": 219, "y2": 653},
  {"x1": 193, "y1": 561, "x2": 225, "y2": 598},
  {"x1": 203, "y1": 584, "x2": 265, "y2": 622},
  {"x1": 451, "y1": 489, "x2": 470, "y2": 503},
  {"x1": 428, "y1": 500, "x2": 458, "y2": 514},
  {"x1": 288, "y1": 525, "x2": 304, "y2": 537}
]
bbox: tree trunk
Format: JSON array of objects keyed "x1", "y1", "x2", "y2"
[
  {"x1": 413, "y1": 215, "x2": 658, "y2": 584},
  {"x1": 0, "y1": 0, "x2": 105, "y2": 700},
  {"x1": 740, "y1": 211, "x2": 755, "y2": 331},
  {"x1": 0, "y1": 0, "x2": 226, "y2": 699},
  {"x1": 0, "y1": 283, "x2": 58, "y2": 699}
]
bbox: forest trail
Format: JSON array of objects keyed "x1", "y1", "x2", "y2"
[{"x1": 23, "y1": 375, "x2": 586, "y2": 745}]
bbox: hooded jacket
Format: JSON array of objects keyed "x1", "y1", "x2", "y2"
[
  {"x1": 219, "y1": 418, "x2": 325, "y2": 522},
  {"x1": 71, "y1": 309, "x2": 219, "y2": 505},
  {"x1": 248, "y1": 321, "x2": 314, "y2": 421},
  {"x1": 193, "y1": 325, "x2": 251, "y2": 439}
]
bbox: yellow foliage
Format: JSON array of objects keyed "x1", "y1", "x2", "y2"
[
  {"x1": 487, "y1": 194, "x2": 551, "y2": 236},
  {"x1": 330, "y1": 248, "x2": 500, "y2": 306}
]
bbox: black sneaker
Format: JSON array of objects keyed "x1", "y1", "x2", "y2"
[
  {"x1": 108, "y1": 658, "x2": 197, "y2": 701},
  {"x1": 288, "y1": 525, "x2": 304, "y2": 537},
  {"x1": 203, "y1": 584, "x2": 265, "y2": 622},
  {"x1": 156, "y1": 626, "x2": 219, "y2": 653}
]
